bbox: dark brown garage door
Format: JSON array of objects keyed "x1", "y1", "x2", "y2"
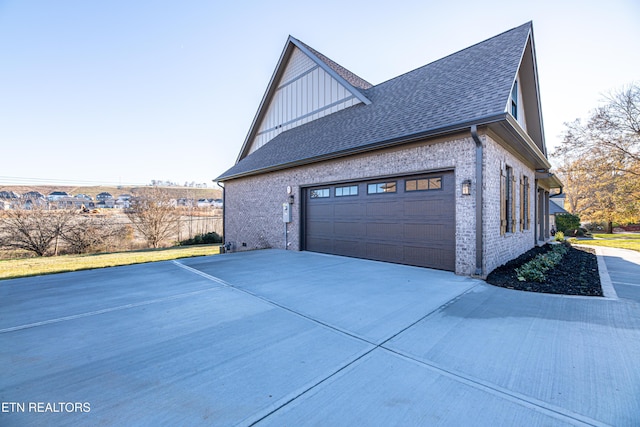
[{"x1": 304, "y1": 172, "x2": 455, "y2": 271}]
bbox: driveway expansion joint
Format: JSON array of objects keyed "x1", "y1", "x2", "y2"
[{"x1": 174, "y1": 261, "x2": 607, "y2": 426}]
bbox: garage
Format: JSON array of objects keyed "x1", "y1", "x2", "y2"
[{"x1": 303, "y1": 171, "x2": 455, "y2": 271}]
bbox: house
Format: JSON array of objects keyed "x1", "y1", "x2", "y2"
[
  {"x1": 47, "y1": 191, "x2": 70, "y2": 201},
  {"x1": 216, "y1": 22, "x2": 562, "y2": 277},
  {"x1": 23, "y1": 191, "x2": 45, "y2": 200},
  {"x1": 0, "y1": 191, "x2": 21, "y2": 200},
  {"x1": 115, "y1": 194, "x2": 132, "y2": 209},
  {"x1": 197, "y1": 198, "x2": 213, "y2": 208},
  {"x1": 549, "y1": 193, "x2": 570, "y2": 230},
  {"x1": 96, "y1": 192, "x2": 113, "y2": 201},
  {"x1": 22, "y1": 191, "x2": 46, "y2": 209}
]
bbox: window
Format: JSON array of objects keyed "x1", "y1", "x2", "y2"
[
  {"x1": 405, "y1": 177, "x2": 442, "y2": 192},
  {"x1": 335, "y1": 185, "x2": 358, "y2": 197},
  {"x1": 310, "y1": 188, "x2": 329, "y2": 198},
  {"x1": 367, "y1": 182, "x2": 396, "y2": 194},
  {"x1": 500, "y1": 165, "x2": 516, "y2": 235},
  {"x1": 511, "y1": 81, "x2": 518, "y2": 119}
]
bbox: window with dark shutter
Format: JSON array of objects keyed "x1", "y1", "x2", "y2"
[{"x1": 500, "y1": 168, "x2": 507, "y2": 235}]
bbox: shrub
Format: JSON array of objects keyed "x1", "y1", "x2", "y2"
[
  {"x1": 555, "y1": 213, "x2": 580, "y2": 233},
  {"x1": 179, "y1": 232, "x2": 222, "y2": 246},
  {"x1": 554, "y1": 231, "x2": 565, "y2": 242},
  {"x1": 515, "y1": 244, "x2": 568, "y2": 282}
]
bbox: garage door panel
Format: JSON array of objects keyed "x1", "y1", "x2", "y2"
[
  {"x1": 404, "y1": 199, "x2": 454, "y2": 217},
  {"x1": 402, "y1": 223, "x2": 450, "y2": 241},
  {"x1": 366, "y1": 201, "x2": 402, "y2": 218},
  {"x1": 307, "y1": 220, "x2": 333, "y2": 236},
  {"x1": 366, "y1": 222, "x2": 404, "y2": 240},
  {"x1": 305, "y1": 171, "x2": 455, "y2": 271},
  {"x1": 334, "y1": 202, "x2": 365, "y2": 217},
  {"x1": 366, "y1": 242, "x2": 403, "y2": 263},
  {"x1": 333, "y1": 239, "x2": 363, "y2": 257},
  {"x1": 306, "y1": 204, "x2": 334, "y2": 219},
  {"x1": 306, "y1": 237, "x2": 334, "y2": 253},
  {"x1": 334, "y1": 221, "x2": 366, "y2": 237},
  {"x1": 403, "y1": 247, "x2": 456, "y2": 270}
]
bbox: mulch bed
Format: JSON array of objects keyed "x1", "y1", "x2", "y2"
[{"x1": 486, "y1": 244, "x2": 603, "y2": 296}]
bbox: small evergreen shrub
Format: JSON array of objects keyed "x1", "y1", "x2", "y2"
[
  {"x1": 515, "y1": 244, "x2": 569, "y2": 282},
  {"x1": 555, "y1": 213, "x2": 580, "y2": 233},
  {"x1": 554, "y1": 231, "x2": 565, "y2": 242},
  {"x1": 179, "y1": 232, "x2": 222, "y2": 246}
]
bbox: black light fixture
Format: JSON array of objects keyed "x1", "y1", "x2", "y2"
[{"x1": 462, "y1": 179, "x2": 472, "y2": 196}]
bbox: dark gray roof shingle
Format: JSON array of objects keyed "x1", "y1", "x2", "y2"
[{"x1": 218, "y1": 22, "x2": 531, "y2": 180}]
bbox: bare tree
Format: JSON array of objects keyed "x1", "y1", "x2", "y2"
[
  {"x1": 125, "y1": 187, "x2": 180, "y2": 248},
  {"x1": 61, "y1": 215, "x2": 127, "y2": 254},
  {"x1": 0, "y1": 205, "x2": 77, "y2": 256}
]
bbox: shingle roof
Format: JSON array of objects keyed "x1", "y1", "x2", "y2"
[
  {"x1": 550, "y1": 202, "x2": 570, "y2": 215},
  {"x1": 294, "y1": 38, "x2": 373, "y2": 90},
  {"x1": 218, "y1": 22, "x2": 532, "y2": 181}
]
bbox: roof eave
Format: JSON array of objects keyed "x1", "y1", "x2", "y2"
[
  {"x1": 217, "y1": 113, "x2": 507, "y2": 182},
  {"x1": 489, "y1": 114, "x2": 552, "y2": 170}
]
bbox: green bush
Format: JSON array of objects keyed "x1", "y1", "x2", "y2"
[
  {"x1": 179, "y1": 232, "x2": 222, "y2": 246},
  {"x1": 515, "y1": 244, "x2": 569, "y2": 282},
  {"x1": 555, "y1": 213, "x2": 580, "y2": 233},
  {"x1": 554, "y1": 231, "x2": 565, "y2": 242}
]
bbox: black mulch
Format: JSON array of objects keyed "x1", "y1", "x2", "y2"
[{"x1": 485, "y1": 244, "x2": 603, "y2": 296}]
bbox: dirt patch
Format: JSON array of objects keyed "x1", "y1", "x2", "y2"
[{"x1": 486, "y1": 244, "x2": 602, "y2": 296}]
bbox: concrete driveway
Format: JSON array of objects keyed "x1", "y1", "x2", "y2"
[{"x1": 1, "y1": 249, "x2": 639, "y2": 426}]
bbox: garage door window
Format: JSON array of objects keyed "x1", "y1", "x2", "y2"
[
  {"x1": 310, "y1": 188, "x2": 330, "y2": 198},
  {"x1": 335, "y1": 185, "x2": 358, "y2": 197},
  {"x1": 367, "y1": 182, "x2": 396, "y2": 194},
  {"x1": 405, "y1": 177, "x2": 442, "y2": 191}
]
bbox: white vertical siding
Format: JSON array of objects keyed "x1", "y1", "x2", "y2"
[
  {"x1": 516, "y1": 74, "x2": 528, "y2": 132},
  {"x1": 248, "y1": 47, "x2": 362, "y2": 154}
]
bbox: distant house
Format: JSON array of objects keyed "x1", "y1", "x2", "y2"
[
  {"x1": 115, "y1": 194, "x2": 132, "y2": 209},
  {"x1": 0, "y1": 190, "x2": 21, "y2": 200},
  {"x1": 96, "y1": 198, "x2": 115, "y2": 209},
  {"x1": 197, "y1": 198, "x2": 213, "y2": 208},
  {"x1": 52, "y1": 196, "x2": 88, "y2": 210},
  {"x1": 23, "y1": 191, "x2": 45, "y2": 200},
  {"x1": 23, "y1": 191, "x2": 47, "y2": 209},
  {"x1": 75, "y1": 194, "x2": 93, "y2": 201},
  {"x1": 96, "y1": 192, "x2": 113, "y2": 201},
  {"x1": 177, "y1": 198, "x2": 196, "y2": 207},
  {"x1": 47, "y1": 191, "x2": 70, "y2": 201},
  {"x1": 212, "y1": 199, "x2": 223, "y2": 208},
  {"x1": 216, "y1": 22, "x2": 562, "y2": 277}
]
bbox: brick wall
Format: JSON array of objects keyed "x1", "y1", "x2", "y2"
[
  {"x1": 482, "y1": 132, "x2": 537, "y2": 274},
  {"x1": 224, "y1": 130, "x2": 539, "y2": 276}
]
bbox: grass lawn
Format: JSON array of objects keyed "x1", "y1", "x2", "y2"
[
  {"x1": 0, "y1": 245, "x2": 222, "y2": 280},
  {"x1": 575, "y1": 233, "x2": 640, "y2": 252}
]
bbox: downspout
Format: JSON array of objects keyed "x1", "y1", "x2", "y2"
[
  {"x1": 470, "y1": 125, "x2": 483, "y2": 276},
  {"x1": 215, "y1": 181, "x2": 225, "y2": 249}
]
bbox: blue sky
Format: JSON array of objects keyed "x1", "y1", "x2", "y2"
[{"x1": 0, "y1": 0, "x2": 638, "y2": 187}]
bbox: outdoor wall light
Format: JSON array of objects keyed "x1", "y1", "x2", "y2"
[{"x1": 462, "y1": 179, "x2": 472, "y2": 196}]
